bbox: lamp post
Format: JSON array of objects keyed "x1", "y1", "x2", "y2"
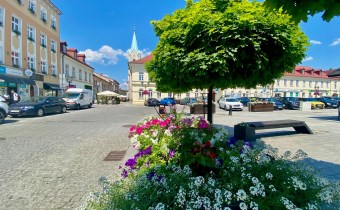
[{"x1": 66, "y1": 75, "x2": 73, "y2": 88}]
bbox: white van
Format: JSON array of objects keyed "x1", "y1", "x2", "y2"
[{"x1": 62, "y1": 88, "x2": 93, "y2": 109}]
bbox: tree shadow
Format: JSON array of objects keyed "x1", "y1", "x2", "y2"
[
  {"x1": 2, "y1": 119, "x2": 19, "y2": 124},
  {"x1": 299, "y1": 158, "x2": 340, "y2": 182}
]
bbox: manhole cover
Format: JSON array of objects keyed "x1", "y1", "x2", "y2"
[
  {"x1": 104, "y1": 150, "x2": 126, "y2": 161},
  {"x1": 122, "y1": 124, "x2": 135, "y2": 128}
]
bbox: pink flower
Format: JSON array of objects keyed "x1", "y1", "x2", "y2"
[
  {"x1": 136, "y1": 127, "x2": 143, "y2": 135},
  {"x1": 130, "y1": 125, "x2": 136, "y2": 132}
]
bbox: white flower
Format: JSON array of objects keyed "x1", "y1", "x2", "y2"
[
  {"x1": 223, "y1": 190, "x2": 232, "y2": 204},
  {"x1": 291, "y1": 176, "x2": 307, "y2": 190},
  {"x1": 236, "y1": 189, "x2": 248, "y2": 201},
  {"x1": 318, "y1": 190, "x2": 333, "y2": 204},
  {"x1": 250, "y1": 201, "x2": 258, "y2": 210},
  {"x1": 175, "y1": 187, "x2": 186, "y2": 208},
  {"x1": 249, "y1": 186, "x2": 258, "y2": 196},
  {"x1": 265, "y1": 173, "x2": 273, "y2": 180},
  {"x1": 230, "y1": 156, "x2": 239, "y2": 164},
  {"x1": 152, "y1": 129, "x2": 159, "y2": 137},
  {"x1": 239, "y1": 202, "x2": 247, "y2": 210},
  {"x1": 251, "y1": 177, "x2": 259, "y2": 184},
  {"x1": 269, "y1": 185, "x2": 276, "y2": 192}
]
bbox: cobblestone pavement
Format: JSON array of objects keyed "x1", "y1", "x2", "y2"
[
  {"x1": 0, "y1": 103, "x2": 155, "y2": 209},
  {"x1": 0, "y1": 104, "x2": 339, "y2": 209}
]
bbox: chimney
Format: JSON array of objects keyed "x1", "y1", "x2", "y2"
[
  {"x1": 66, "y1": 48, "x2": 78, "y2": 59},
  {"x1": 60, "y1": 41, "x2": 68, "y2": 54}
]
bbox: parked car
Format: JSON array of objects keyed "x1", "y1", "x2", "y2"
[
  {"x1": 180, "y1": 97, "x2": 197, "y2": 105},
  {"x1": 159, "y1": 97, "x2": 176, "y2": 106},
  {"x1": 259, "y1": 98, "x2": 284, "y2": 110},
  {"x1": 9, "y1": 97, "x2": 67, "y2": 117},
  {"x1": 298, "y1": 98, "x2": 325, "y2": 109},
  {"x1": 0, "y1": 96, "x2": 9, "y2": 124},
  {"x1": 197, "y1": 96, "x2": 208, "y2": 103},
  {"x1": 144, "y1": 98, "x2": 160, "y2": 106},
  {"x1": 317, "y1": 98, "x2": 338, "y2": 109},
  {"x1": 278, "y1": 97, "x2": 300, "y2": 110},
  {"x1": 239, "y1": 97, "x2": 250, "y2": 106},
  {"x1": 218, "y1": 98, "x2": 243, "y2": 111}
]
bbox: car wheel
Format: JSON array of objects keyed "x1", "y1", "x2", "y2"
[
  {"x1": 61, "y1": 106, "x2": 67, "y2": 113},
  {"x1": 88, "y1": 103, "x2": 92, "y2": 108},
  {"x1": 0, "y1": 110, "x2": 5, "y2": 124},
  {"x1": 37, "y1": 108, "x2": 44, "y2": 117}
]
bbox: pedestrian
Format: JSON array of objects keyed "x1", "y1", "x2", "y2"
[{"x1": 10, "y1": 90, "x2": 19, "y2": 104}]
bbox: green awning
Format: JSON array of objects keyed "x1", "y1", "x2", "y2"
[{"x1": 0, "y1": 74, "x2": 36, "y2": 85}]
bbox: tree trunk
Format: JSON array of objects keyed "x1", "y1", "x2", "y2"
[{"x1": 207, "y1": 85, "x2": 213, "y2": 124}]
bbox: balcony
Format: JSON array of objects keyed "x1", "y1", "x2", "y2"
[
  {"x1": 41, "y1": 70, "x2": 47, "y2": 74},
  {"x1": 41, "y1": 17, "x2": 47, "y2": 23},
  {"x1": 51, "y1": 48, "x2": 56, "y2": 53},
  {"x1": 27, "y1": 36, "x2": 35, "y2": 42},
  {"x1": 41, "y1": 43, "x2": 46, "y2": 48},
  {"x1": 12, "y1": 29, "x2": 21, "y2": 36},
  {"x1": 51, "y1": 25, "x2": 56, "y2": 30}
]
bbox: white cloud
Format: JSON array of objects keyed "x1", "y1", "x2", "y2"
[
  {"x1": 79, "y1": 45, "x2": 126, "y2": 65},
  {"x1": 330, "y1": 38, "x2": 340, "y2": 46},
  {"x1": 302, "y1": 56, "x2": 313, "y2": 62},
  {"x1": 120, "y1": 82, "x2": 128, "y2": 90},
  {"x1": 310, "y1": 40, "x2": 322, "y2": 45}
]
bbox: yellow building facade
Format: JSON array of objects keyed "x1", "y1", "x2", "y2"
[{"x1": 0, "y1": 0, "x2": 61, "y2": 99}]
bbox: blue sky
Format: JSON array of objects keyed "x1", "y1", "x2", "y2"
[{"x1": 56, "y1": 0, "x2": 340, "y2": 89}]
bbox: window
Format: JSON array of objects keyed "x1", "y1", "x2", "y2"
[
  {"x1": 11, "y1": 52, "x2": 20, "y2": 67},
  {"x1": 168, "y1": 93, "x2": 172, "y2": 97},
  {"x1": 65, "y1": 64, "x2": 69, "y2": 77},
  {"x1": 27, "y1": 25, "x2": 35, "y2": 41},
  {"x1": 28, "y1": 0, "x2": 36, "y2": 14},
  {"x1": 0, "y1": 7, "x2": 4, "y2": 27},
  {"x1": 147, "y1": 89, "x2": 152, "y2": 98},
  {"x1": 12, "y1": 16, "x2": 21, "y2": 35},
  {"x1": 139, "y1": 72, "x2": 144, "y2": 81},
  {"x1": 309, "y1": 81, "x2": 312, "y2": 88},
  {"x1": 89, "y1": 74, "x2": 92, "y2": 83},
  {"x1": 195, "y1": 91, "x2": 198, "y2": 98},
  {"x1": 303, "y1": 81, "x2": 306, "y2": 88},
  {"x1": 290, "y1": 80, "x2": 293, "y2": 87},
  {"x1": 40, "y1": 61, "x2": 46, "y2": 73},
  {"x1": 40, "y1": 8, "x2": 47, "y2": 22},
  {"x1": 51, "y1": 40, "x2": 56, "y2": 52},
  {"x1": 276, "y1": 79, "x2": 280, "y2": 86},
  {"x1": 157, "y1": 92, "x2": 161, "y2": 98},
  {"x1": 177, "y1": 93, "x2": 181, "y2": 98},
  {"x1": 72, "y1": 67, "x2": 75, "y2": 78},
  {"x1": 40, "y1": 33, "x2": 46, "y2": 47},
  {"x1": 51, "y1": 65, "x2": 56, "y2": 75},
  {"x1": 334, "y1": 82, "x2": 337, "y2": 90},
  {"x1": 27, "y1": 57, "x2": 35, "y2": 70},
  {"x1": 17, "y1": 0, "x2": 23, "y2": 5},
  {"x1": 296, "y1": 80, "x2": 299, "y2": 87},
  {"x1": 321, "y1": 81, "x2": 324, "y2": 88},
  {"x1": 284, "y1": 79, "x2": 287, "y2": 87},
  {"x1": 326, "y1": 82, "x2": 329, "y2": 88},
  {"x1": 51, "y1": 16, "x2": 56, "y2": 29},
  {"x1": 79, "y1": 69, "x2": 82, "y2": 80},
  {"x1": 186, "y1": 92, "x2": 190, "y2": 97},
  {"x1": 139, "y1": 89, "x2": 143, "y2": 99},
  {"x1": 85, "y1": 72, "x2": 88, "y2": 81}
]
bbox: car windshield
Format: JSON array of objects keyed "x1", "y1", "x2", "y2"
[
  {"x1": 21, "y1": 97, "x2": 46, "y2": 103},
  {"x1": 63, "y1": 93, "x2": 79, "y2": 99},
  {"x1": 322, "y1": 98, "x2": 334, "y2": 103},
  {"x1": 226, "y1": 98, "x2": 239, "y2": 102}
]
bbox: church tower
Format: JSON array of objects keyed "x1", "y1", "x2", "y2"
[{"x1": 128, "y1": 28, "x2": 142, "y2": 61}]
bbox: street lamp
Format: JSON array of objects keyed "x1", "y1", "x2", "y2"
[{"x1": 66, "y1": 75, "x2": 73, "y2": 87}]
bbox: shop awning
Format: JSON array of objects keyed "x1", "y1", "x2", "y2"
[
  {"x1": 0, "y1": 74, "x2": 36, "y2": 85},
  {"x1": 43, "y1": 83, "x2": 61, "y2": 90}
]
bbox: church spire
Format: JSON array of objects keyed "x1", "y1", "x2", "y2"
[{"x1": 128, "y1": 27, "x2": 142, "y2": 62}]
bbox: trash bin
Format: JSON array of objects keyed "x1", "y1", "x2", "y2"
[{"x1": 159, "y1": 105, "x2": 166, "y2": 115}]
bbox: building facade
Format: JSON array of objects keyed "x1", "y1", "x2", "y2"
[
  {"x1": 59, "y1": 41, "x2": 94, "y2": 94},
  {"x1": 0, "y1": 0, "x2": 61, "y2": 99},
  {"x1": 93, "y1": 72, "x2": 119, "y2": 96}
]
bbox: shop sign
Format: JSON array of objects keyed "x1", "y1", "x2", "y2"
[
  {"x1": 0, "y1": 81, "x2": 7, "y2": 86},
  {"x1": 31, "y1": 73, "x2": 44, "y2": 81},
  {"x1": 8, "y1": 83, "x2": 17, "y2": 87},
  {"x1": 24, "y1": 69, "x2": 33, "y2": 77},
  {"x1": 7, "y1": 68, "x2": 23, "y2": 76},
  {"x1": 0, "y1": 66, "x2": 6, "y2": 74},
  {"x1": 20, "y1": 84, "x2": 27, "y2": 88}
]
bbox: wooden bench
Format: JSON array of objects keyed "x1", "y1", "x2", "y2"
[{"x1": 234, "y1": 120, "x2": 313, "y2": 141}]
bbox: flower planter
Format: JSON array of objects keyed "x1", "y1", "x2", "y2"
[
  {"x1": 248, "y1": 103, "x2": 274, "y2": 112},
  {"x1": 190, "y1": 104, "x2": 216, "y2": 114}
]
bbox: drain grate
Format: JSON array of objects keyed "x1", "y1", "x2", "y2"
[
  {"x1": 104, "y1": 150, "x2": 126, "y2": 161},
  {"x1": 122, "y1": 124, "x2": 135, "y2": 128}
]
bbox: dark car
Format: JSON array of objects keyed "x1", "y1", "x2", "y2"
[
  {"x1": 9, "y1": 97, "x2": 67, "y2": 117},
  {"x1": 144, "y1": 98, "x2": 160, "y2": 106},
  {"x1": 239, "y1": 97, "x2": 250, "y2": 106},
  {"x1": 180, "y1": 97, "x2": 197, "y2": 105},
  {"x1": 278, "y1": 97, "x2": 300, "y2": 110},
  {"x1": 259, "y1": 98, "x2": 284, "y2": 110},
  {"x1": 159, "y1": 97, "x2": 176, "y2": 106},
  {"x1": 317, "y1": 98, "x2": 338, "y2": 109}
]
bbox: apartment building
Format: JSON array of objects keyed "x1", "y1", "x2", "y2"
[
  {"x1": 59, "y1": 41, "x2": 94, "y2": 93},
  {"x1": 93, "y1": 72, "x2": 119, "y2": 95},
  {"x1": 0, "y1": 0, "x2": 61, "y2": 99}
]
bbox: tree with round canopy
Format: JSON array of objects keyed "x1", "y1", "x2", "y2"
[{"x1": 146, "y1": 0, "x2": 309, "y2": 123}]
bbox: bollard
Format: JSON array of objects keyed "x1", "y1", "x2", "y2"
[{"x1": 229, "y1": 105, "x2": 232, "y2": 115}]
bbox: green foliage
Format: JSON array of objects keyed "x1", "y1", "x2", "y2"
[
  {"x1": 146, "y1": 0, "x2": 309, "y2": 93},
  {"x1": 264, "y1": 0, "x2": 340, "y2": 22}
]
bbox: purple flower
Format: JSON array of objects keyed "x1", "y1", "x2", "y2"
[
  {"x1": 244, "y1": 141, "x2": 254, "y2": 148},
  {"x1": 227, "y1": 137, "x2": 238, "y2": 147},
  {"x1": 147, "y1": 171, "x2": 155, "y2": 180},
  {"x1": 157, "y1": 175, "x2": 163, "y2": 181},
  {"x1": 142, "y1": 146, "x2": 152, "y2": 156},
  {"x1": 121, "y1": 169, "x2": 128, "y2": 178},
  {"x1": 125, "y1": 158, "x2": 137, "y2": 170},
  {"x1": 169, "y1": 150, "x2": 176, "y2": 158}
]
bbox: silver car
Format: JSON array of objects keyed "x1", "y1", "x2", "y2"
[{"x1": 0, "y1": 96, "x2": 9, "y2": 124}]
